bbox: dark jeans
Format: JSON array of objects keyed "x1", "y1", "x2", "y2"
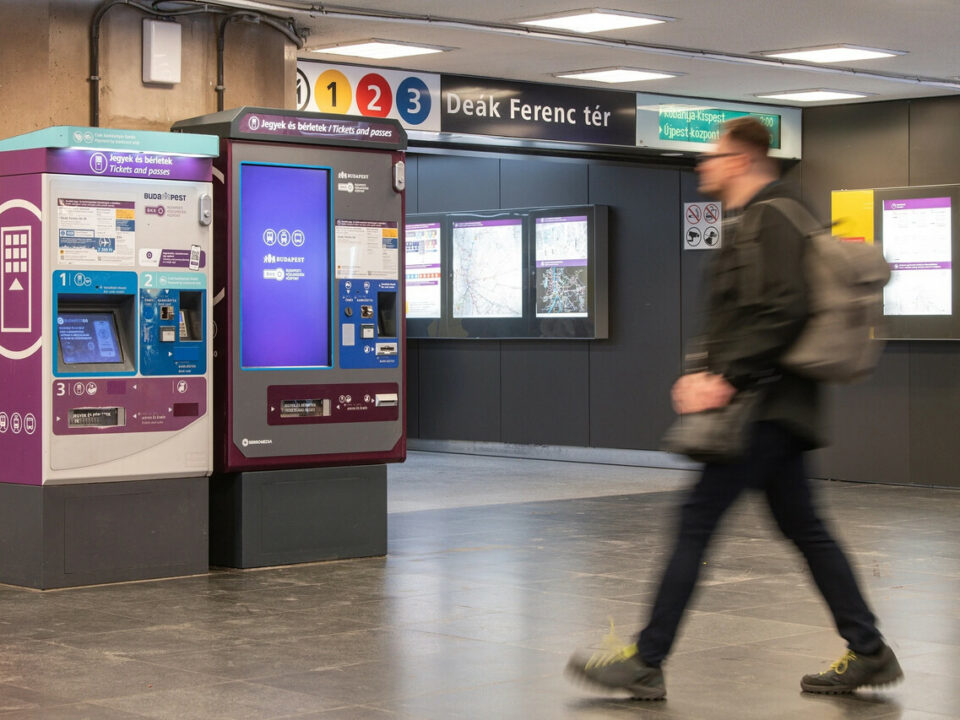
[{"x1": 637, "y1": 421, "x2": 882, "y2": 665}]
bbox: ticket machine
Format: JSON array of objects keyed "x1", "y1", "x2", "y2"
[
  {"x1": 0, "y1": 126, "x2": 218, "y2": 588},
  {"x1": 173, "y1": 108, "x2": 406, "y2": 567}
]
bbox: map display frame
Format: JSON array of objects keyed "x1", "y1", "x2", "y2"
[
  {"x1": 451, "y1": 216, "x2": 524, "y2": 319},
  {"x1": 405, "y1": 218, "x2": 443, "y2": 319},
  {"x1": 404, "y1": 205, "x2": 608, "y2": 339},
  {"x1": 874, "y1": 184, "x2": 960, "y2": 340},
  {"x1": 534, "y1": 215, "x2": 590, "y2": 318}
]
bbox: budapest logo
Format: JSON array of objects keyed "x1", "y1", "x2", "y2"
[{"x1": 248, "y1": 115, "x2": 261, "y2": 131}]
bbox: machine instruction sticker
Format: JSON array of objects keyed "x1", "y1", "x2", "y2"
[
  {"x1": 334, "y1": 220, "x2": 399, "y2": 280},
  {"x1": 57, "y1": 198, "x2": 135, "y2": 266}
]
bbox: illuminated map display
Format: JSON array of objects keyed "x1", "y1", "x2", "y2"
[
  {"x1": 535, "y1": 215, "x2": 588, "y2": 317},
  {"x1": 452, "y1": 218, "x2": 523, "y2": 318},
  {"x1": 405, "y1": 221, "x2": 442, "y2": 318},
  {"x1": 882, "y1": 197, "x2": 952, "y2": 316}
]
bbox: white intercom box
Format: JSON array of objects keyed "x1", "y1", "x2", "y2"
[{"x1": 143, "y1": 19, "x2": 182, "y2": 85}]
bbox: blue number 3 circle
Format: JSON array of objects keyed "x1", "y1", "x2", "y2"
[{"x1": 396, "y1": 77, "x2": 431, "y2": 125}]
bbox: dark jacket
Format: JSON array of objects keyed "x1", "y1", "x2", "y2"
[{"x1": 701, "y1": 180, "x2": 823, "y2": 448}]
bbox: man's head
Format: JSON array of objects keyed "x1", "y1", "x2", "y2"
[{"x1": 696, "y1": 117, "x2": 776, "y2": 205}]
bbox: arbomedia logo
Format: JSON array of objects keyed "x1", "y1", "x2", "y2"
[{"x1": 241, "y1": 438, "x2": 273, "y2": 448}]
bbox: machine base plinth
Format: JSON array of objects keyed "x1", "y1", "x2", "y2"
[
  {"x1": 0, "y1": 477, "x2": 209, "y2": 590},
  {"x1": 209, "y1": 465, "x2": 387, "y2": 569}
]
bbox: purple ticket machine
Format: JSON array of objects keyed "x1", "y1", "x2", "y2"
[
  {"x1": 173, "y1": 108, "x2": 406, "y2": 567},
  {"x1": 0, "y1": 126, "x2": 219, "y2": 588}
]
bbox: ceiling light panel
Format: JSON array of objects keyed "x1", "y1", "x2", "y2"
[
  {"x1": 557, "y1": 68, "x2": 680, "y2": 83},
  {"x1": 761, "y1": 45, "x2": 904, "y2": 63},
  {"x1": 310, "y1": 40, "x2": 447, "y2": 60},
  {"x1": 755, "y1": 89, "x2": 869, "y2": 102},
  {"x1": 521, "y1": 9, "x2": 674, "y2": 33}
]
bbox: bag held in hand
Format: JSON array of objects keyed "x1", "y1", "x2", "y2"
[{"x1": 661, "y1": 389, "x2": 761, "y2": 464}]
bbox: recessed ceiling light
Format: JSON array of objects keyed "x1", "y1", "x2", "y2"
[
  {"x1": 520, "y1": 9, "x2": 674, "y2": 33},
  {"x1": 557, "y1": 67, "x2": 680, "y2": 83},
  {"x1": 755, "y1": 89, "x2": 870, "y2": 102},
  {"x1": 760, "y1": 45, "x2": 904, "y2": 63},
  {"x1": 310, "y1": 40, "x2": 448, "y2": 60}
]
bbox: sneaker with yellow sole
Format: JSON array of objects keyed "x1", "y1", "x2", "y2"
[
  {"x1": 565, "y1": 642, "x2": 666, "y2": 700},
  {"x1": 801, "y1": 644, "x2": 903, "y2": 694}
]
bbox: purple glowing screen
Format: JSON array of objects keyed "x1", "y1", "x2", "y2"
[{"x1": 240, "y1": 163, "x2": 331, "y2": 368}]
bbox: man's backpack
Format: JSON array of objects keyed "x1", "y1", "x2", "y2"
[{"x1": 738, "y1": 197, "x2": 891, "y2": 383}]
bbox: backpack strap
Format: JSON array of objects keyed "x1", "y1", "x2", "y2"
[
  {"x1": 736, "y1": 196, "x2": 826, "y2": 304},
  {"x1": 754, "y1": 196, "x2": 824, "y2": 238}
]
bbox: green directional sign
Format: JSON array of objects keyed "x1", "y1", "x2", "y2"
[{"x1": 659, "y1": 108, "x2": 781, "y2": 148}]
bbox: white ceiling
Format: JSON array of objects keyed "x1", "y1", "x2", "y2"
[{"x1": 269, "y1": 0, "x2": 960, "y2": 106}]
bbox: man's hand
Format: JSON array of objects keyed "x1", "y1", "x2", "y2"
[{"x1": 671, "y1": 372, "x2": 737, "y2": 415}]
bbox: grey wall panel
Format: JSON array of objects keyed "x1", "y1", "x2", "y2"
[
  {"x1": 909, "y1": 97, "x2": 960, "y2": 186},
  {"x1": 418, "y1": 341, "x2": 501, "y2": 441},
  {"x1": 679, "y1": 170, "x2": 714, "y2": 350},
  {"x1": 406, "y1": 340, "x2": 420, "y2": 438},
  {"x1": 497, "y1": 157, "x2": 591, "y2": 446},
  {"x1": 416, "y1": 155, "x2": 501, "y2": 212},
  {"x1": 499, "y1": 157, "x2": 589, "y2": 208},
  {"x1": 587, "y1": 163, "x2": 681, "y2": 449},
  {"x1": 801, "y1": 102, "x2": 910, "y2": 222},
  {"x1": 811, "y1": 344, "x2": 911, "y2": 485},
  {"x1": 501, "y1": 341, "x2": 589, "y2": 446},
  {"x1": 405, "y1": 154, "x2": 419, "y2": 212},
  {"x1": 908, "y1": 343, "x2": 960, "y2": 488}
]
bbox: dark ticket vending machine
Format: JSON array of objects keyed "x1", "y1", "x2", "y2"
[{"x1": 174, "y1": 108, "x2": 406, "y2": 567}]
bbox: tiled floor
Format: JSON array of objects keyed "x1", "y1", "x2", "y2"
[{"x1": 2, "y1": 452, "x2": 959, "y2": 719}]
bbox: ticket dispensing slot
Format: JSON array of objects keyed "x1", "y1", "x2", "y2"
[
  {"x1": 280, "y1": 399, "x2": 332, "y2": 418},
  {"x1": 68, "y1": 407, "x2": 126, "y2": 428}
]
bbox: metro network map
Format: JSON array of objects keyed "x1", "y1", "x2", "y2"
[
  {"x1": 535, "y1": 216, "x2": 589, "y2": 317},
  {"x1": 452, "y1": 218, "x2": 523, "y2": 318}
]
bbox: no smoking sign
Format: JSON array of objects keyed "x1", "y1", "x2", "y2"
[{"x1": 683, "y1": 202, "x2": 722, "y2": 250}]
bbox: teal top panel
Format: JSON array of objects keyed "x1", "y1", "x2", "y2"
[{"x1": 0, "y1": 126, "x2": 219, "y2": 157}]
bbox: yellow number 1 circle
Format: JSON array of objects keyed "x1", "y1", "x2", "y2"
[{"x1": 314, "y1": 70, "x2": 352, "y2": 114}]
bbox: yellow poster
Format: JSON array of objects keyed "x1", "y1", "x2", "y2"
[{"x1": 831, "y1": 190, "x2": 875, "y2": 244}]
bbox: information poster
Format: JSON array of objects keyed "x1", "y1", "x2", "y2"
[
  {"x1": 57, "y1": 198, "x2": 135, "y2": 266},
  {"x1": 882, "y1": 197, "x2": 952, "y2": 316},
  {"x1": 334, "y1": 220, "x2": 398, "y2": 280},
  {"x1": 240, "y1": 163, "x2": 331, "y2": 368},
  {"x1": 535, "y1": 216, "x2": 588, "y2": 317},
  {"x1": 452, "y1": 218, "x2": 523, "y2": 318},
  {"x1": 405, "y1": 221, "x2": 442, "y2": 318},
  {"x1": 831, "y1": 189, "x2": 874, "y2": 243}
]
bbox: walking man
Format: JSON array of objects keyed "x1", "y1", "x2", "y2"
[{"x1": 566, "y1": 117, "x2": 902, "y2": 699}]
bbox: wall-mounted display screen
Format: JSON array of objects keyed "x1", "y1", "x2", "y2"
[
  {"x1": 240, "y1": 163, "x2": 331, "y2": 368},
  {"x1": 534, "y1": 215, "x2": 589, "y2": 318},
  {"x1": 405, "y1": 205, "x2": 607, "y2": 339},
  {"x1": 405, "y1": 220, "x2": 442, "y2": 318},
  {"x1": 872, "y1": 184, "x2": 960, "y2": 340},
  {"x1": 452, "y1": 217, "x2": 524, "y2": 318},
  {"x1": 882, "y1": 197, "x2": 952, "y2": 316},
  {"x1": 57, "y1": 312, "x2": 123, "y2": 364}
]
